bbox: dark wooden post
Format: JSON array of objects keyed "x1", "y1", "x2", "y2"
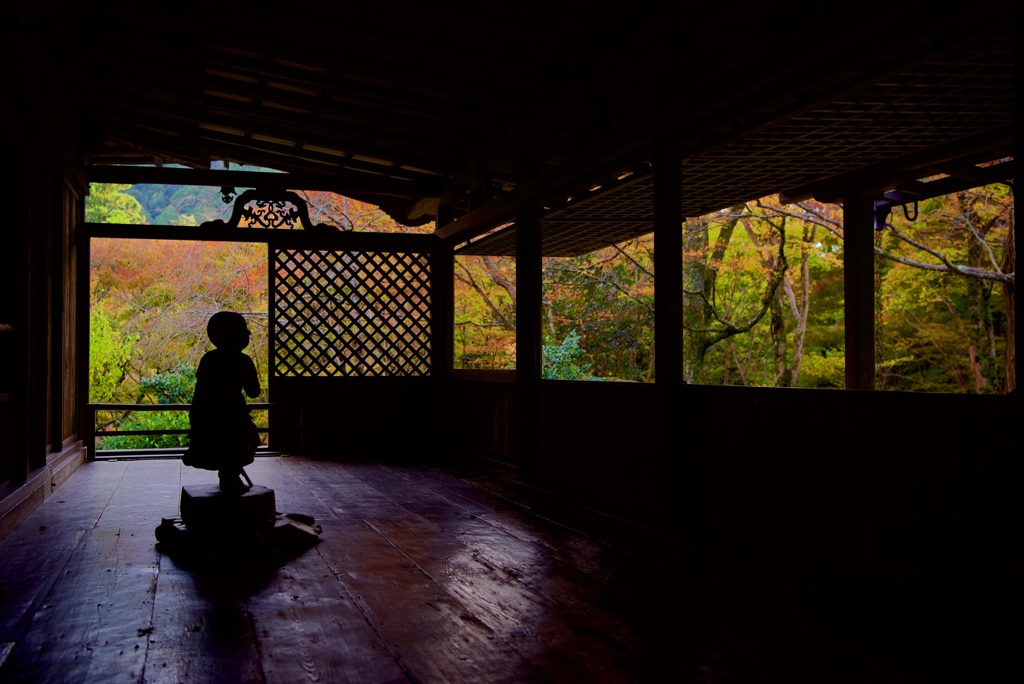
[
  {"x1": 654, "y1": 151, "x2": 683, "y2": 388},
  {"x1": 47, "y1": 175, "x2": 63, "y2": 454},
  {"x1": 516, "y1": 203, "x2": 542, "y2": 479},
  {"x1": 25, "y1": 153, "x2": 50, "y2": 473},
  {"x1": 843, "y1": 195, "x2": 876, "y2": 390},
  {"x1": 653, "y1": 148, "x2": 685, "y2": 529},
  {"x1": 266, "y1": 244, "x2": 284, "y2": 451},
  {"x1": 432, "y1": 204, "x2": 456, "y2": 461},
  {"x1": 1012, "y1": 182, "x2": 1019, "y2": 394},
  {"x1": 76, "y1": 210, "x2": 92, "y2": 459},
  {"x1": 433, "y1": 204, "x2": 455, "y2": 379}
]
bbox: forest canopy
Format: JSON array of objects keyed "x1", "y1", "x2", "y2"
[{"x1": 456, "y1": 183, "x2": 1014, "y2": 393}]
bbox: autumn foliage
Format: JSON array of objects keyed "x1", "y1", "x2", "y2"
[{"x1": 88, "y1": 177, "x2": 1015, "y2": 450}]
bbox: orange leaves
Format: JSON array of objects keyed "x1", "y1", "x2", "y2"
[
  {"x1": 298, "y1": 191, "x2": 434, "y2": 233},
  {"x1": 90, "y1": 237, "x2": 270, "y2": 397}
]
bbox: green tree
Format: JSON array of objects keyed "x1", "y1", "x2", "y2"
[
  {"x1": 682, "y1": 200, "x2": 800, "y2": 386},
  {"x1": 875, "y1": 183, "x2": 1014, "y2": 393},
  {"x1": 542, "y1": 330, "x2": 598, "y2": 380},
  {"x1": 89, "y1": 304, "x2": 137, "y2": 403},
  {"x1": 85, "y1": 184, "x2": 148, "y2": 224},
  {"x1": 544, "y1": 238, "x2": 654, "y2": 382},
  {"x1": 96, "y1": 365, "x2": 195, "y2": 450},
  {"x1": 454, "y1": 255, "x2": 517, "y2": 369}
]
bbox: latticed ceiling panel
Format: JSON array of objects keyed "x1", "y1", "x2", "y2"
[
  {"x1": 273, "y1": 249, "x2": 432, "y2": 377},
  {"x1": 458, "y1": 36, "x2": 1014, "y2": 258},
  {"x1": 457, "y1": 174, "x2": 656, "y2": 257}
]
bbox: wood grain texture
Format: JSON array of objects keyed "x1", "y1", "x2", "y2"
[{"x1": 0, "y1": 455, "x2": 875, "y2": 683}]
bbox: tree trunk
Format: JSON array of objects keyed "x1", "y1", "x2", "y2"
[
  {"x1": 770, "y1": 288, "x2": 787, "y2": 386},
  {"x1": 961, "y1": 193, "x2": 997, "y2": 393},
  {"x1": 784, "y1": 225, "x2": 815, "y2": 387},
  {"x1": 682, "y1": 209, "x2": 744, "y2": 383},
  {"x1": 682, "y1": 218, "x2": 710, "y2": 383},
  {"x1": 1002, "y1": 184, "x2": 1016, "y2": 393}
]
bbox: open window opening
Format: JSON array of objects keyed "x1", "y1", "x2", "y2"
[
  {"x1": 680, "y1": 182, "x2": 1015, "y2": 393},
  {"x1": 682, "y1": 196, "x2": 845, "y2": 387},
  {"x1": 86, "y1": 179, "x2": 439, "y2": 459},
  {"x1": 89, "y1": 235, "x2": 269, "y2": 455},
  {"x1": 542, "y1": 237, "x2": 654, "y2": 382},
  {"x1": 453, "y1": 253, "x2": 517, "y2": 371},
  {"x1": 875, "y1": 182, "x2": 1014, "y2": 393}
]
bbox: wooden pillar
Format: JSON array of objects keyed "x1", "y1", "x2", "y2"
[
  {"x1": 25, "y1": 151, "x2": 50, "y2": 472},
  {"x1": 653, "y1": 148, "x2": 686, "y2": 530},
  {"x1": 432, "y1": 205, "x2": 456, "y2": 462},
  {"x1": 516, "y1": 204, "x2": 542, "y2": 479},
  {"x1": 76, "y1": 214, "x2": 92, "y2": 459},
  {"x1": 843, "y1": 195, "x2": 876, "y2": 390},
  {"x1": 0, "y1": 145, "x2": 32, "y2": 483},
  {"x1": 47, "y1": 173, "x2": 63, "y2": 452},
  {"x1": 654, "y1": 150, "x2": 683, "y2": 387},
  {"x1": 1011, "y1": 182, "x2": 1019, "y2": 394},
  {"x1": 432, "y1": 204, "x2": 455, "y2": 379},
  {"x1": 62, "y1": 178, "x2": 84, "y2": 449},
  {"x1": 266, "y1": 244, "x2": 283, "y2": 450}
]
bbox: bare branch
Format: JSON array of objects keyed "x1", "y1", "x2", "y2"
[
  {"x1": 611, "y1": 243, "x2": 654, "y2": 279},
  {"x1": 879, "y1": 226, "x2": 1015, "y2": 284},
  {"x1": 686, "y1": 221, "x2": 788, "y2": 354},
  {"x1": 454, "y1": 259, "x2": 515, "y2": 329}
]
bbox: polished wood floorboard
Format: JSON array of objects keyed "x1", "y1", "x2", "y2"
[
  {"x1": 0, "y1": 456, "x2": 969, "y2": 683},
  {"x1": 0, "y1": 457, "x2": 691, "y2": 683}
]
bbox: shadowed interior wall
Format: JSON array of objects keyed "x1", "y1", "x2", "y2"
[
  {"x1": 682, "y1": 386, "x2": 1014, "y2": 575},
  {"x1": 272, "y1": 376, "x2": 441, "y2": 461},
  {"x1": 452, "y1": 379, "x2": 1015, "y2": 582}
]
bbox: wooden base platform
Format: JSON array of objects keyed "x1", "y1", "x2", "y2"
[{"x1": 179, "y1": 484, "x2": 276, "y2": 531}]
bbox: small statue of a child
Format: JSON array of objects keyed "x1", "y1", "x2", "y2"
[{"x1": 182, "y1": 311, "x2": 261, "y2": 494}]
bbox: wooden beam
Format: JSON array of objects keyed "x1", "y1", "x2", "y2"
[
  {"x1": 84, "y1": 165, "x2": 443, "y2": 198},
  {"x1": 885, "y1": 161, "x2": 1015, "y2": 204},
  {"x1": 80, "y1": 221, "x2": 439, "y2": 254}
]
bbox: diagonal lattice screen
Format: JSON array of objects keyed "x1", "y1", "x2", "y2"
[{"x1": 273, "y1": 249, "x2": 432, "y2": 377}]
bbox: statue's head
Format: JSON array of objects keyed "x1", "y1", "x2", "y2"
[{"x1": 207, "y1": 311, "x2": 250, "y2": 350}]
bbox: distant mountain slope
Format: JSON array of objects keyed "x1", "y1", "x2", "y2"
[{"x1": 124, "y1": 163, "x2": 277, "y2": 225}]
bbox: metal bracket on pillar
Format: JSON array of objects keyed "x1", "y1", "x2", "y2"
[{"x1": 873, "y1": 189, "x2": 922, "y2": 231}]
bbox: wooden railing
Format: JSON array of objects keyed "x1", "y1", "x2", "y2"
[{"x1": 86, "y1": 403, "x2": 276, "y2": 460}]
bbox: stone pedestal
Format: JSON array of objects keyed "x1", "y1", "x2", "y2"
[{"x1": 179, "y1": 484, "x2": 276, "y2": 531}]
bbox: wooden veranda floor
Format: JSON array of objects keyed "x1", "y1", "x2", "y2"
[{"x1": 0, "y1": 455, "x2": 975, "y2": 683}]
